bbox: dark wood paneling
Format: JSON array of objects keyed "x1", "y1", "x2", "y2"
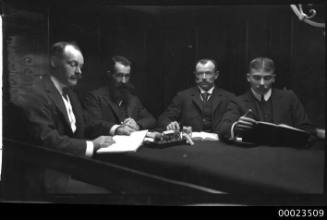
[
  {"x1": 5, "y1": 3, "x2": 324, "y2": 126},
  {"x1": 290, "y1": 15, "x2": 325, "y2": 127},
  {"x1": 161, "y1": 28, "x2": 195, "y2": 107}
]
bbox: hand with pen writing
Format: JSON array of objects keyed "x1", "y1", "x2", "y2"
[
  {"x1": 116, "y1": 117, "x2": 140, "y2": 135},
  {"x1": 123, "y1": 117, "x2": 140, "y2": 131},
  {"x1": 234, "y1": 109, "x2": 256, "y2": 131}
]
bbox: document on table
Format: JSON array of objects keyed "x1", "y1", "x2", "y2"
[
  {"x1": 191, "y1": 132, "x2": 219, "y2": 141},
  {"x1": 97, "y1": 130, "x2": 148, "y2": 154}
]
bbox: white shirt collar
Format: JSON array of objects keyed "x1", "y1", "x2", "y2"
[
  {"x1": 251, "y1": 88, "x2": 272, "y2": 102},
  {"x1": 50, "y1": 75, "x2": 67, "y2": 96},
  {"x1": 198, "y1": 86, "x2": 215, "y2": 95}
]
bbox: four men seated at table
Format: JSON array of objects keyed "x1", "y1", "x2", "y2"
[
  {"x1": 20, "y1": 42, "x2": 319, "y2": 144},
  {"x1": 12, "y1": 40, "x2": 322, "y2": 198}
]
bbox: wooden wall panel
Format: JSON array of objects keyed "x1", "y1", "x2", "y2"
[{"x1": 5, "y1": 4, "x2": 323, "y2": 127}]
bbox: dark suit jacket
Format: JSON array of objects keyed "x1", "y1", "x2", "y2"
[
  {"x1": 218, "y1": 88, "x2": 315, "y2": 139},
  {"x1": 157, "y1": 86, "x2": 235, "y2": 132},
  {"x1": 83, "y1": 86, "x2": 156, "y2": 138},
  {"x1": 20, "y1": 74, "x2": 89, "y2": 195}
]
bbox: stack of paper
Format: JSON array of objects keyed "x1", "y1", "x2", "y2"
[
  {"x1": 97, "y1": 130, "x2": 148, "y2": 153},
  {"x1": 191, "y1": 132, "x2": 219, "y2": 141}
]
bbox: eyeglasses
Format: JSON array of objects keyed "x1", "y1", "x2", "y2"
[
  {"x1": 250, "y1": 74, "x2": 275, "y2": 81},
  {"x1": 194, "y1": 71, "x2": 216, "y2": 77}
]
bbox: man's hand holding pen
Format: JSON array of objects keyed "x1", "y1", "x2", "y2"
[
  {"x1": 116, "y1": 117, "x2": 140, "y2": 135},
  {"x1": 235, "y1": 109, "x2": 256, "y2": 131},
  {"x1": 123, "y1": 117, "x2": 140, "y2": 131}
]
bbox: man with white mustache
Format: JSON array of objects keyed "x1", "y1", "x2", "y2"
[
  {"x1": 218, "y1": 57, "x2": 315, "y2": 141},
  {"x1": 158, "y1": 58, "x2": 235, "y2": 132}
]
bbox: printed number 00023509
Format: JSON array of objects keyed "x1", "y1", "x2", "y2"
[{"x1": 278, "y1": 209, "x2": 324, "y2": 218}]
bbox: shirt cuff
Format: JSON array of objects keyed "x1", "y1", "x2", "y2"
[
  {"x1": 110, "y1": 124, "x2": 120, "y2": 135},
  {"x1": 230, "y1": 121, "x2": 238, "y2": 140},
  {"x1": 85, "y1": 141, "x2": 94, "y2": 157}
]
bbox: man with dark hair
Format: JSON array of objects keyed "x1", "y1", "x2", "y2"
[
  {"x1": 83, "y1": 55, "x2": 156, "y2": 138},
  {"x1": 218, "y1": 57, "x2": 315, "y2": 141},
  {"x1": 157, "y1": 58, "x2": 235, "y2": 132},
  {"x1": 21, "y1": 41, "x2": 114, "y2": 196}
]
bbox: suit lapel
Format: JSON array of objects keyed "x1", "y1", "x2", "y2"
[
  {"x1": 191, "y1": 87, "x2": 203, "y2": 113},
  {"x1": 271, "y1": 89, "x2": 282, "y2": 122},
  {"x1": 104, "y1": 89, "x2": 125, "y2": 122},
  {"x1": 210, "y1": 87, "x2": 222, "y2": 112},
  {"x1": 43, "y1": 76, "x2": 72, "y2": 131},
  {"x1": 243, "y1": 91, "x2": 259, "y2": 119},
  {"x1": 126, "y1": 95, "x2": 135, "y2": 118}
]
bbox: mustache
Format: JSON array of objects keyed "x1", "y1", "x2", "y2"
[
  {"x1": 115, "y1": 82, "x2": 135, "y2": 90},
  {"x1": 71, "y1": 73, "x2": 82, "y2": 80},
  {"x1": 256, "y1": 85, "x2": 269, "y2": 89},
  {"x1": 195, "y1": 78, "x2": 212, "y2": 84}
]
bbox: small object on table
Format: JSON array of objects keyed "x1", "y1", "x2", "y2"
[
  {"x1": 182, "y1": 126, "x2": 192, "y2": 135},
  {"x1": 144, "y1": 130, "x2": 187, "y2": 148}
]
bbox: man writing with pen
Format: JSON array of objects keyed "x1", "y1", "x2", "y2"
[
  {"x1": 218, "y1": 57, "x2": 315, "y2": 141},
  {"x1": 158, "y1": 58, "x2": 235, "y2": 133},
  {"x1": 83, "y1": 56, "x2": 156, "y2": 138}
]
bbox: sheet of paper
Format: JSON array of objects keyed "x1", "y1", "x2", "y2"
[
  {"x1": 97, "y1": 130, "x2": 148, "y2": 154},
  {"x1": 191, "y1": 132, "x2": 219, "y2": 141}
]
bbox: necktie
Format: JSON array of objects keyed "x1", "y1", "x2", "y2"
[
  {"x1": 201, "y1": 92, "x2": 209, "y2": 102},
  {"x1": 62, "y1": 87, "x2": 70, "y2": 101},
  {"x1": 62, "y1": 87, "x2": 76, "y2": 133}
]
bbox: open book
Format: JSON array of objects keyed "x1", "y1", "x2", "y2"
[
  {"x1": 239, "y1": 121, "x2": 310, "y2": 147},
  {"x1": 97, "y1": 130, "x2": 148, "y2": 153}
]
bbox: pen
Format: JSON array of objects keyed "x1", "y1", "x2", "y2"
[{"x1": 243, "y1": 109, "x2": 253, "y2": 117}]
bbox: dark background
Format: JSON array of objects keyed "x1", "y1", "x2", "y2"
[{"x1": 2, "y1": 0, "x2": 325, "y2": 128}]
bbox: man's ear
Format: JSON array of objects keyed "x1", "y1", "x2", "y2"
[
  {"x1": 246, "y1": 73, "x2": 251, "y2": 82},
  {"x1": 106, "y1": 70, "x2": 112, "y2": 77},
  {"x1": 50, "y1": 56, "x2": 57, "y2": 68},
  {"x1": 271, "y1": 74, "x2": 276, "y2": 83},
  {"x1": 214, "y1": 70, "x2": 220, "y2": 79}
]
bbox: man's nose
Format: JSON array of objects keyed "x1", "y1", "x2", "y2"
[
  {"x1": 259, "y1": 78, "x2": 265, "y2": 85},
  {"x1": 76, "y1": 66, "x2": 82, "y2": 75},
  {"x1": 201, "y1": 73, "x2": 207, "y2": 79},
  {"x1": 122, "y1": 76, "x2": 127, "y2": 83}
]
